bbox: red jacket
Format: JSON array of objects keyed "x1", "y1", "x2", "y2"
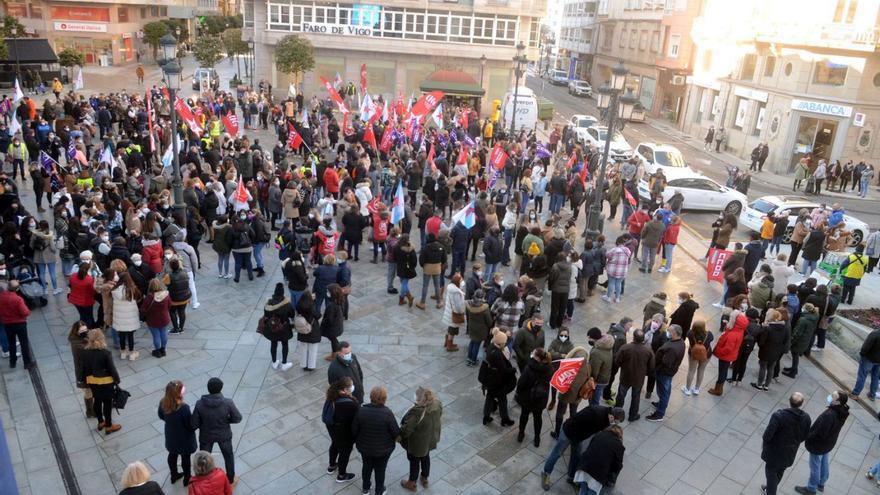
[
  {"x1": 188, "y1": 468, "x2": 232, "y2": 495},
  {"x1": 315, "y1": 229, "x2": 340, "y2": 257},
  {"x1": 324, "y1": 167, "x2": 340, "y2": 194},
  {"x1": 627, "y1": 210, "x2": 651, "y2": 236},
  {"x1": 371, "y1": 211, "x2": 389, "y2": 242},
  {"x1": 141, "y1": 239, "x2": 164, "y2": 274},
  {"x1": 0, "y1": 290, "x2": 30, "y2": 324},
  {"x1": 662, "y1": 223, "x2": 681, "y2": 245},
  {"x1": 67, "y1": 273, "x2": 96, "y2": 307},
  {"x1": 139, "y1": 291, "x2": 171, "y2": 329},
  {"x1": 713, "y1": 313, "x2": 748, "y2": 362}
]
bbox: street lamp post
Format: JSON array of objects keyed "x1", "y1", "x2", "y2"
[
  {"x1": 509, "y1": 41, "x2": 527, "y2": 139},
  {"x1": 159, "y1": 33, "x2": 186, "y2": 222},
  {"x1": 584, "y1": 61, "x2": 638, "y2": 240},
  {"x1": 11, "y1": 27, "x2": 20, "y2": 83},
  {"x1": 247, "y1": 40, "x2": 255, "y2": 89}
]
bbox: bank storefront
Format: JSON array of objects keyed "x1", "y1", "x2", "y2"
[{"x1": 782, "y1": 98, "x2": 852, "y2": 172}]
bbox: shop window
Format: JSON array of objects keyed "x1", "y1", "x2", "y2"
[
  {"x1": 733, "y1": 97, "x2": 749, "y2": 129},
  {"x1": 753, "y1": 102, "x2": 766, "y2": 136},
  {"x1": 694, "y1": 88, "x2": 707, "y2": 123},
  {"x1": 813, "y1": 60, "x2": 848, "y2": 85},
  {"x1": 764, "y1": 56, "x2": 776, "y2": 77},
  {"x1": 740, "y1": 54, "x2": 757, "y2": 81}
]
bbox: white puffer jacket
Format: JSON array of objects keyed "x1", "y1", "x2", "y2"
[{"x1": 111, "y1": 285, "x2": 141, "y2": 332}]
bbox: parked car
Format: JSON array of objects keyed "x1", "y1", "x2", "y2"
[
  {"x1": 634, "y1": 142, "x2": 693, "y2": 176},
  {"x1": 192, "y1": 68, "x2": 220, "y2": 91},
  {"x1": 581, "y1": 126, "x2": 632, "y2": 159},
  {"x1": 739, "y1": 195, "x2": 868, "y2": 245},
  {"x1": 568, "y1": 80, "x2": 592, "y2": 97},
  {"x1": 638, "y1": 171, "x2": 747, "y2": 215},
  {"x1": 549, "y1": 69, "x2": 569, "y2": 86},
  {"x1": 570, "y1": 114, "x2": 599, "y2": 143}
]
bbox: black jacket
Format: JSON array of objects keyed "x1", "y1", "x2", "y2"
[
  {"x1": 321, "y1": 300, "x2": 344, "y2": 339},
  {"x1": 78, "y1": 348, "x2": 120, "y2": 384},
  {"x1": 861, "y1": 330, "x2": 880, "y2": 363},
  {"x1": 395, "y1": 244, "x2": 418, "y2": 279},
  {"x1": 515, "y1": 358, "x2": 553, "y2": 412},
  {"x1": 108, "y1": 244, "x2": 131, "y2": 267},
  {"x1": 805, "y1": 404, "x2": 849, "y2": 455},
  {"x1": 352, "y1": 403, "x2": 400, "y2": 457},
  {"x1": 801, "y1": 230, "x2": 826, "y2": 262},
  {"x1": 562, "y1": 405, "x2": 613, "y2": 442},
  {"x1": 326, "y1": 396, "x2": 359, "y2": 446},
  {"x1": 166, "y1": 269, "x2": 191, "y2": 303},
  {"x1": 669, "y1": 300, "x2": 699, "y2": 339},
  {"x1": 419, "y1": 241, "x2": 447, "y2": 266},
  {"x1": 481, "y1": 344, "x2": 517, "y2": 394},
  {"x1": 483, "y1": 233, "x2": 503, "y2": 264},
  {"x1": 158, "y1": 403, "x2": 197, "y2": 455},
  {"x1": 654, "y1": 338, "x2": 686, "y2": 376},
  {"x1": 757, "y1": 321, "x2": 790, "y2": 363},
  {"x1": 295, "y1": 295, "x2": 322, "y2": 344},
  {"x1": 119, "y1": 481, "x2": 165, "y2": 495},
  {"x1": 761, "y1": 407, "x2": 811, "y2": 468},
  {"x1": 282, "y1": 258, "x2": 308, "y2": 291},
  {"x1": 743, "y1": 241, "x2": 764, "y2": 279},
  {"x1": 263, "y1": 297, "x2": 294, "y2": 341},
  {"x1": 191, "y1": 393, "x2": 243, "y2": 444},
  {"x1": 577, "y1": 429, "x2": 624, "y2": 486},
  {"x1": 328, "y1": 354, "x2": 365, "y2": 403}
]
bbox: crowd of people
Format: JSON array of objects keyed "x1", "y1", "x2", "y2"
[{"x1": 0, "y1": 74, "x2": 877, "y2": 495}]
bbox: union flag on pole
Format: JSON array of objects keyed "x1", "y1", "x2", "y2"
[
  {"x1": 174, "y1": 98, "x2": 203, "y2": 137},
  {"x1": 489, "y1": 144, "x2": 508, "y2": 170},
  {"x1": 363, "y1": 124, "x2": 377, "y2": 150},
  {"x1": 233, "y1": 176, "x2": 249, "y2": 204},
  {"x1": 549, "y1": 358, "x2": 586, "y2": 393},
  {"x1": 221, "y1": 112, "x2": 240, "y2": 136},
  {"x1": 320, "y1": 76, "x2": 350, "y2": 115},
  {"x1": 410, "y1": 91, "x2": 444, "y2": 122},
  {"x1": 287, "y1": 124, "x2": 303, "y2": 150},
  {"x1": 379, "y1": 126, "x2": 394, "y2": 153},
  {"x1": 624, "y1": 187, "x2": 637, "y2": 207},
  {"x1": 565, "y1": 152, "x2": 577, "y2": 169}
]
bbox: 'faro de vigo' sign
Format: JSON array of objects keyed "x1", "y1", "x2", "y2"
[
  {"x1": 302, "y1": 22, "x2": 373, "y2": 36},
  {"x1": 791, "y1": 99, "x2": 853, "y2": 118}
]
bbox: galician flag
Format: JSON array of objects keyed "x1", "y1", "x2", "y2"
[
  {"x1": 8, "y1": 115, "x2": 21, "y2": 136},
  {"x1": 391, "y1": 181, "x2": 405, "y2": 224},
  {"x1": 13, "y1": 79, "x2": 23, "y2": 103},
  {"x1": 359, "y1": 92, "x2": 376, "y2": 122},
  {"x1": 161, "y1": 146, "x2": 174, "y2": 170},
  {"x1": 450, "y1": 200, "x2": 476, "y2": 229},
  {"x1": 99, "y1": 145, "x2": 114, "y2": 165},
  {"x1": 431, "y1": 103, "x2": 443, "y2": 128},
  {"x1": 74, "y1": 67, "x2": 84, "y2": 90}
]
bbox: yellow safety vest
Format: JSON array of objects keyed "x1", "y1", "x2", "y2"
[{"x1": 844, "y1": 253, "x2": 867, "y2": 279}]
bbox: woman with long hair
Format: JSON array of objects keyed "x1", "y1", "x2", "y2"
[
  {"x1": 321, "y1": 283, "x2": 346, "y2": 359},
  {"x1": 112, "y1": 271, "x2": 142, "y2": 361},
  {"x1": 323, "y1": 376, "x2": 359, "y2": 484},
  {"x1": 158, "y1": 380, "x2": 197, "y2": 487},
  {"x1": 682, "y1": 319, "x2": 714, "y2": 396},
  {"x1": 140, "y1": 279, "x2": 171, "y2": 358},
  {"x1": 78, "y1": 329, "x2": 121, "y2": 433}
]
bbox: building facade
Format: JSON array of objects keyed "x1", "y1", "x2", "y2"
[
  {"x1": 3, "y1": 0, "x2": 220, "y2": 66},
  {"x1": 680, "y1": 0, "x2": 880, "y2": 174},
  {"x1": 591, "y1": 0, "x2": 698, "y2": 122},
  {"x1": 243, "y1": 0, "x2": 544, "y2": 114},
  {"x1": 556, "y1": 0, "x2": 597, "y2": 81}
]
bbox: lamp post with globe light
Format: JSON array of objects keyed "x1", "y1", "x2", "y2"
[
  {"x1": 509, "y1": 41, "x2": 527, "y2": 138},
  {"x1": 159, "y1": 33, "x2": 186, "y2": 220}
]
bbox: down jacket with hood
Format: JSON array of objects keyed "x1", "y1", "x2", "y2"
[
  {"x1": 188, "y1": 467, "x2": 232, "y2": 495},
  {"x1": 762, "y1": 406, "x2": 811, "y2": 468},
  {"x1": 441, "y1": 282, "x2": 466, "y2": 329},
  {"x1": 399, "y1": 399, "x2": 443, "y2": 458},
  {"x1": 513, "y1": 320, "x2": 546, "y2": 371},
  {"x1": 111, "y1": 285, "x2": 141, "y2": 333},
  {"x1": 515, "y1": 357, "x2": 554, "y2": 412},
  {"x1": 395, "y1": 243, "x2": 418, "y2": 279},
  {"x1": 191, "y1": 392, "x2": 243, "y2": 444},
  {"x1": 211, "y1": 222, "x2": 233, "y2": 255},
  {"x1": 140, "y1": 238, "x2": 163, "y2": 274},
  {"x1": 588, "y1": 334, "x2": 615, "y2": 384},
  {"x1": 262, "y1": 295, "x2": 294, "y2": 341},
  {"x1": 139, "y1": 290, "x2": 171, "y2": 329},
  {"x1": 466, "y1": 299, "x2": 493, "y2": 343},
  {"x1": 713, "y1": 312, "x2": 748, "y2": 362}
]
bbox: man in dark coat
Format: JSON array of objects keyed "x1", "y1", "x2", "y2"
[
  {"x1": 762, "y1": 392, "x2": 811, "y2": 495},
  {"x1": 795, "y1": 391, "x2": 849, "y2": 494},
  {"x1": 328, "y1": 342, "x2": 365, "y2": 403},
  {"x1": 602, "y1": 316, "x2": 633, "y2": 402},
  {"x1": 482, "y1": 226, "x2": 503, "y2": 280},
  {"x1": 851, "y1": 328, "x2": 880, "y2": 399},
  {"x1": 743, "y1": 231, "x2": 764, "y2": 281},
  {"x1": 191, "y1": 377, "x2": 243, "y2": 484},
  {"x1": 646, "y1": 324, "x2": 686, "y2": 422},
  {"x1": 614, "y1": 329, "x2": 655, "y2": 421}
]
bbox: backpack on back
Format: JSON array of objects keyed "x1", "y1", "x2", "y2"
[
  {"x1": 690, "y1": 339, "x2": 709, "y2": 363},
  {"x1": 527, "y1": 241, "x2": 541, "y2": 257}
]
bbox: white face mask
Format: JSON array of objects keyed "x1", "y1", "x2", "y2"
[
  {"x1": 347, "y1": 384, "x2": 355, "y2": 395},
  {"x1": 100, "y1": 235, "x2": 109, "y2": 242},
  {"x1": 498, "y1": 280, "x2": 504, "y2": 286},
  {"x1": 678, "y1": 298, "x2": 685, "y2": 304},
  {"x1": 475, "y1": 271, "x2": 483, "y2": 278},
  {"x1": 559, "y1": 335, "x2": 568, "y2": 342},
  {"x1": 0, "y1": 269, "x2": 6, "y2": 276},
  {"x1": 133, "y1": 260, "x2": 142, "y2": 267},
  {"x1": 826, "y1": 394, "x2": 833, "y2": 406},
  {"x1": 740, "y1": 303, "x2": 748, "y2": 311},
  {"x1": 165, "y1": 253, "x2": 173, "y2": 260}
]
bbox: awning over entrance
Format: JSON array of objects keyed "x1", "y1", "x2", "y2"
[
  {"x1": 1, "y1": 39, "x2": 58, "y2": 64},
  {"x1": 420, "y1": 70, "x2": 485, "y2": 97}
]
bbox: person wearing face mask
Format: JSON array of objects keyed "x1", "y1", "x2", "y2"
[
  {"x1": 398, "y1": 386, "x2": 443, "y2": 491},
  {"x1": 327, "y1": 341, "x2": 365, "y2": 403},
  {"x1": 783, "y1": 303, "x2": 819, "y2": 379},
  {"x1": 513, "y1": 315, "x2": 545, "y2": 373},
  {"x1": 546, "y1": 327, "x2": 574, "y2": 410},
  {"x1": 230, "y1": 212, "x2": 256, "y2": 283},
  {"x1": 158, "y1": 380, "x2": 197, "y2": 486},
  {"x1": 515, "y1": 348, "x2": 553, "y2": 447},
  {"x1": 645, "y1": 324, "x2": 686, "y2": 422},
  {"x1": 67, "y1": 321, "x2": 94, "y2": 417},
  {"x1": 792, "y1": 391, "x2": 850, "y2": 494},
  {"x1": 321, "y1": 377, "x2": 359, "y2": 484},
  {"x1": 707, "y1": 302, "x2": 749, "y2": 396},
  {"x1": 587, "y1": 328, "x2": 614, "y2": 407},
  {"x1": 479, "y1": 328, "x2": 517, "y2": 427},
  {"x1": 730, "y1": 308, "x2": 763, "y2": 385}
]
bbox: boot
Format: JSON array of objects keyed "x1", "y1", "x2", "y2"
[
  {"x1": 708, "y1": 383, "x2": 724, "y2": 396},
  {"x1": 420, "y1": 476, "x2": 429, "y2": 488},
  {"x1": 406, "y1": 294, "x2": 414, "y2": 308},
  {"x1": 85, "y1": 397, "x2": 95, "y2": 418},
  {"x1": 447, "y1": 335, "x2": 459, "y2": 352},
  {"x1": 399, "y1": 296, "x2": 406, "y2": 306},
  {"x1": 400, "y1": 480, "x2": 417, "y2": 492}
]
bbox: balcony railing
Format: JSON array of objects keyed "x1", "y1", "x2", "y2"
[{"x1": 754, "y1": 23, "x2": 879, "y2": 52}]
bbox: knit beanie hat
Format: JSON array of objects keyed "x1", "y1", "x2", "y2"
[
  {"x1": 491, "y1": 328, "x2": 508, "y2": 347},
  {"x1": 273, "y1": 283, "x2": 285, "y2": 299}
]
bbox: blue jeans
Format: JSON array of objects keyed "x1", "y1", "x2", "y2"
[
  {"x1": 641, "y1": 245, "x2": 656, "y2": 271},
  {"x1": 502, "y1": 228, "x2": 513, "y2": 264},
  {"x1": 663, "y1": 244, "x2": 675, "y2": 271},
  {"x1": 655, "y1": 372, "x2": 673, "y2": 417},
  {"x1": 607, "y1": 277, "x2": 623, "y2": 300},
  {"x1": 289, "y1": 289, "x2": 304, "y2": 312},
  {"x1": 807, "y1": 453, "x2": 829, "y2": 491},
  {"x1": 36, "y1": 262, "x2": 58, "y2": 290},
  {"x1": 550, "y1": 193, "x2": 565, "y2": 214},
  {"x1": 802, "y1": 259, "x2": 818, "y2": 276},
  {"x1": 620, "y1": 203, "x2": 634, "y2": 228},
  {"x1": 861, "y1": 178, "x2": 870, "y2": 198},
  {"x1": 761, "y1": 239, "x2": 770, "y2": 257},
  {"x1": 400, "y1": 277, "x2": 411, "y2": 297},
  {"x1": 149, "y1": 325, "x2": 169, "y2": 350},
  {"x1": 868, "y1": 458, "x2": 880, "y2": 477},
  {"x1": 253, "y1": 242, "x2": 266, "y2": 269},
  {"x1": 387, "y1": 262, "x2": 397, "y2": 290},
  {"x1": 61, "y1": 259, "x2": 75, "y2": 281},
  {"x1": 484, "y1": 262, "x2": 498, "y2": 281},
  {"x1": 233, "y1": 251, "x2": 254, "y2": 280},
  {"x1": 852, "y1": 356, "x2": 880, "y2": 397},
  {"x1": 542, "y1": 428, "x2": 580, "y2": 479},
  {"x1": 467, "y1": 340, "x2": 481, "y2": 363},
  {"x1": 0, "y1": 324, "x2": 7, "y2": 353},
  {"x1": 770, "y1": 236, "x2": 784, "y2": 255},
  {"x1": 217, "y1": 252, "x2": 230, "y2": 275},
  {"x1": 420, "y1": 274, "x2": 442, "y2": 303},
  {"x1": 589, "y1": 384, "x2": 606, "y2": 406},
  {"x1": 450, "y1": 250, "x2": 466, "y2": 277}
]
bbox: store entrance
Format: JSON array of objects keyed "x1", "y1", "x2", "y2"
[{"x1": 789, "y1": 116, "x2": 838, "y2": 172}]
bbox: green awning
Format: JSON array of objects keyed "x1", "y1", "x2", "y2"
[{"x1": 419, "y1": 80, "x2": 486, "y2": 97}]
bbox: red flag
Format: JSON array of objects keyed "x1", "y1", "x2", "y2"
[
  {"x1": 342, "y1": 113, "x2": 354, "y2": 136},
  {"x1": 174, "y1": 98, "x2": 203, "y2": 137},
  {"x1": 706, "y1": 248, "x2": 733, "y2": 283},
  {"x1": 379, "y1": 126, "x2": 394, "y2": 153},
  {"x1": 320, "y1": 76, "x2": 350, "y2": 115},
  {"x1": 624, "y1": 188, "x2": 637, "y2": 207},
  {"x1": 489, "y1": 144, "x2": 508, "y2": 170},
  {"x1": 565, "y1": 153, "x2": 576, "y2": 169},
  {"x1": 426, "y1": 143, "x2": 437, "y2": 173},
  {"x1": 363, "y1": 124, "x2": 377, "y2": 151},
  {"x1": 146, "y1": 92, "x2": 155, "y2": 150},
  {"x1": 460, "y1": 111, "x2": 469, "y2": 129},
  {"x1": 221, "y1": 112, "x2": 239, "y2": 136},
  {"x1": 550, "y1": 358, "x2": 586, "y2": 393},
  {"x1": 287, "y1": 124, "x2": 303, "y2": 150},
  {"x1": 410, "y1": 91, "x2": 444, "y2": 121},
  {"x1": 580, "y1": 162, "x2": 588, "y2": 185},
  {"x1": 233, "y1": 176, "x2": 248, "y2": 204},
  {"x1": 395, "y1": 93, "x2": 406, "y2": 117},
  {"x1": 360, "y1": 64, "x2": 368, "y2": 94}
]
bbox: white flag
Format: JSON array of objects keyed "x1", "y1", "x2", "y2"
[
  {"x1": 287, "y1": 83, "x2": 296, "y2": 98},
  {"x1": 359, "y1": 92, "x2": 375, "y2": 121},
  {"x1": 8, "y1": 116, "x2": 21, "y2": 137},
  {"x1": 13, "y1": 79, "x2": 23, "y2": 103},
  {"x1": 431, "y1": 103, "x2": 444, "y2": 128},
  {"x1": 301, "y1": 109, "x2": 310, "y2": 129},
  {"x1": 99, "y1": 145, "x2": 113, "y2": 165},
  {"x1": 74, "y1": 67, "x2": 84, "y2": 90},
  {"x1": 161, "y1": 146, "x2": 174, "y2": 170},
  {"x1": 382, "y1": 99, "x2": 389, "y2": 123}
]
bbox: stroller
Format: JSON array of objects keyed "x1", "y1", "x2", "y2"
[{"x1": 9, "y1": 258, "x2": 48, "y2": 308}]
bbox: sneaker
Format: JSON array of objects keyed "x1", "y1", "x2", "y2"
[
  {"x1": 170, "y1": 328, "x2": 183, "y2": 334},
  {"x1": 217, "y1": 273, "x2": 225, "y2": 278},
  {"x1": 336, "y1": 473, "x2": 355, "y2": 483},
  {"x1": 692, "y1": 388, "x2": 700, "y2": 395},
  {"x1": 628, "y1": 414, "x2": 640, "y2": 422},
  {"x1": 541, "y1": 472, "x2": 551, "y2": 491},
  {"x1": 271, "y1": 361, "x2": 280, "y2": 370},
  {"x1": 52, "y1": 288, "x2": 63, "y2": 295},
  {"x1": 794, "y1": 486, "x2": 816, "y2": 495},
  {"x1": 614, "y1": 297, "x2": 621, "y2": 303},
  {"x1": 192, "y1": 302, "x2": 201, "y2": 309},
  {"x1": 1, "y1": 351, "x2": 7, "y2": 358},
  {"x1": 750, "y1": 382, "x2": 764, "y2": 391},
  {"x1": 866, "y1": 471, "x2": 875, "y2": 480},
  {"x1": 120, "y1": 350, "x2": 129, "y2": 360},
  {"x1": 601, "y1": 295, "x2": 611, "y2": 302},
  {"x1": 128, "y1": 351, "x2": 139, "y2": 361},
  {"x1": 326, "y1": 465, "x2": 337, "y2": 474},
  {"x1": 681, "y1": 385, "x2": 691, "y2": 396},
  {"x1": 281, "y1": 362, "x2": 293, "y2": 371},
  {"x1": 646, "y1": 412, "x2": 664, "y2": 422},
  {"x1": 712, "y1": 302, "x2": 724, "y2": 308}
]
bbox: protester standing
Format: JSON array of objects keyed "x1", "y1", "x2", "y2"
[
  {"x1": 322, "y1": 377, "x2": 359, "y2": 483},
  {"x1": 78, "y1": 329, "x2": 121, "y2": 433},
  {"x1": 353, "y1": 386, "x2": 400, "y2": 495},
  {"x1": 191, "y1": 377, "x2": 242, "y2": 486},
  {"x1": 762, "y1": 392, "x2": 811, "y2": 495},
  {"x1": 646, "y1": 324, "x2": 686, "y2": 422},
  {"x1": 794, "y1": 391, "x2": 849, "y2": 494},
  {"x1": 398, "y1": 387, "x2": 443, "y2": 491},
  {"x1": 158, "y1": 380, "x2": 197, "y2": 487}
]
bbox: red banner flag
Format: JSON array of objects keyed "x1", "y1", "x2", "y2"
[
  {"x1": 410, "y1": 91, "x2": 444, "y2": 121},
  {"x1": 489, "y1": 144, "x2": 508, "y2": 170},
  {"x1": 426, "y1": 143, "x2": 437, "y2": 173},
  {"x1": 624, "y1": 187, "x2": 637, "y2": 207},
  {"x1": 550, "y1": 358, "x2": 586, "y2": 393},
  {"x1": 360, "y1": 64, "x2": 368, "y2": 94},
  {"x1": 342, "y1": 113, "x2": 354, "y2": 136},
  {"x1": 221, "y1": 112, "x2": 239, "y2": 137},
  {"x1": 234, "y1": 175, "x2": 249, "y2": 204},
  {"x1": 363, "y1": 124, "x2": 377, "y2": 151},
  {"x1": 580, "y1": 162, "x2": 588, "y2": 185},
  {"x1": 707, "y1": 248, "x2": 733, "y2": 283},
  {"x1": 174, "y1": 98, "x2": 203, "y2": 137},
  {"x1": 379, "y1": 126, "x2": 394, "y2": 153},
  {"x1": 460, "y1": 110, "x2": 469, "y2": 130},
  {"x1": 320, "y1": 76, "x2": 350, "y2": 115},
  {"x1": 565, "y1": 153, "x2": 576, "y2": 169},
  {"x1": 145, "y1": 92, "x2": 155, "y2": 150},
  {"x1": 287, "y1": 124, "x2": 303, "y2": 150}
]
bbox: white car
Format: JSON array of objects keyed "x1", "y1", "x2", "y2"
[
  {"x1": 549, "y1": 69, "x2": 569, "y2": 85},
  {"x1": 581, "y1": 126, "x2": 632, "y2": 160},
  {"x1": 638, "y1": 172, "x2": 747, "y2": 215},
  {"x1": 568, "y1": 80, "x2": 592, "y2": 97},
  {"x1": 739, "y1": 195, "x2": 869, "y2": 245},
  {"x1": 570, "y1": 114, "x2": 599, "y2": 143},
  {"x1": 634, "y1": 142, "x2": 693, "y2": 176}
]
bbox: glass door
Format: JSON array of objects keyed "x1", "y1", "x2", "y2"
[
  {"x1": 813, "y1": 119, "x2": 837, "y2": 164},
  {"x1": 790, "y1": 116, "x2": 818, "y2": 172},
  {"x1": 789, "y1": 116, "x2": 838, "y2": 172}
]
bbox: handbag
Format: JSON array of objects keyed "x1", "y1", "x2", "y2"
[
  {"x1": 452, "y1": 311, "x2": 465, "y2": 325},
  {"x1": 578, "y1": 377, "x2": 597, "y2": 401},
  {"x1": 112, "y1": 386, "x2": 131, "y2": 411},
  {"x1": 818, "y1": 294, "x2": 831, "y2": 329},
  {"x1": 293, "y1": 315, "x2": 311, "y2": 334}
]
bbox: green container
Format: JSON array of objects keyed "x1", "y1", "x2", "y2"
[
  {"x1": 537, "y1": 97, "x2": 554, "y2": 121},
  {"x1": 817, "y1": 251, "x2": 848, "y2": 286}
]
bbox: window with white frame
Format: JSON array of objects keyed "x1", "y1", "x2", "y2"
[
  {"x1": 449, "y1": 15, "x2": 471, "y2": 42},
  {"x1": 405, "y1": 12, "x2": 425, "y2": 39},
  {"x1": 668, "y1": 34, "x2": 680, "y2": 58},
  {"x1": 383, "y1": 8, "x2": 404, "y2": 38}
]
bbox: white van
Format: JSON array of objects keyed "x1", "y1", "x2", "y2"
[{"x1": 500, "y1": 86, "x2": 539, "y2": 135}]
